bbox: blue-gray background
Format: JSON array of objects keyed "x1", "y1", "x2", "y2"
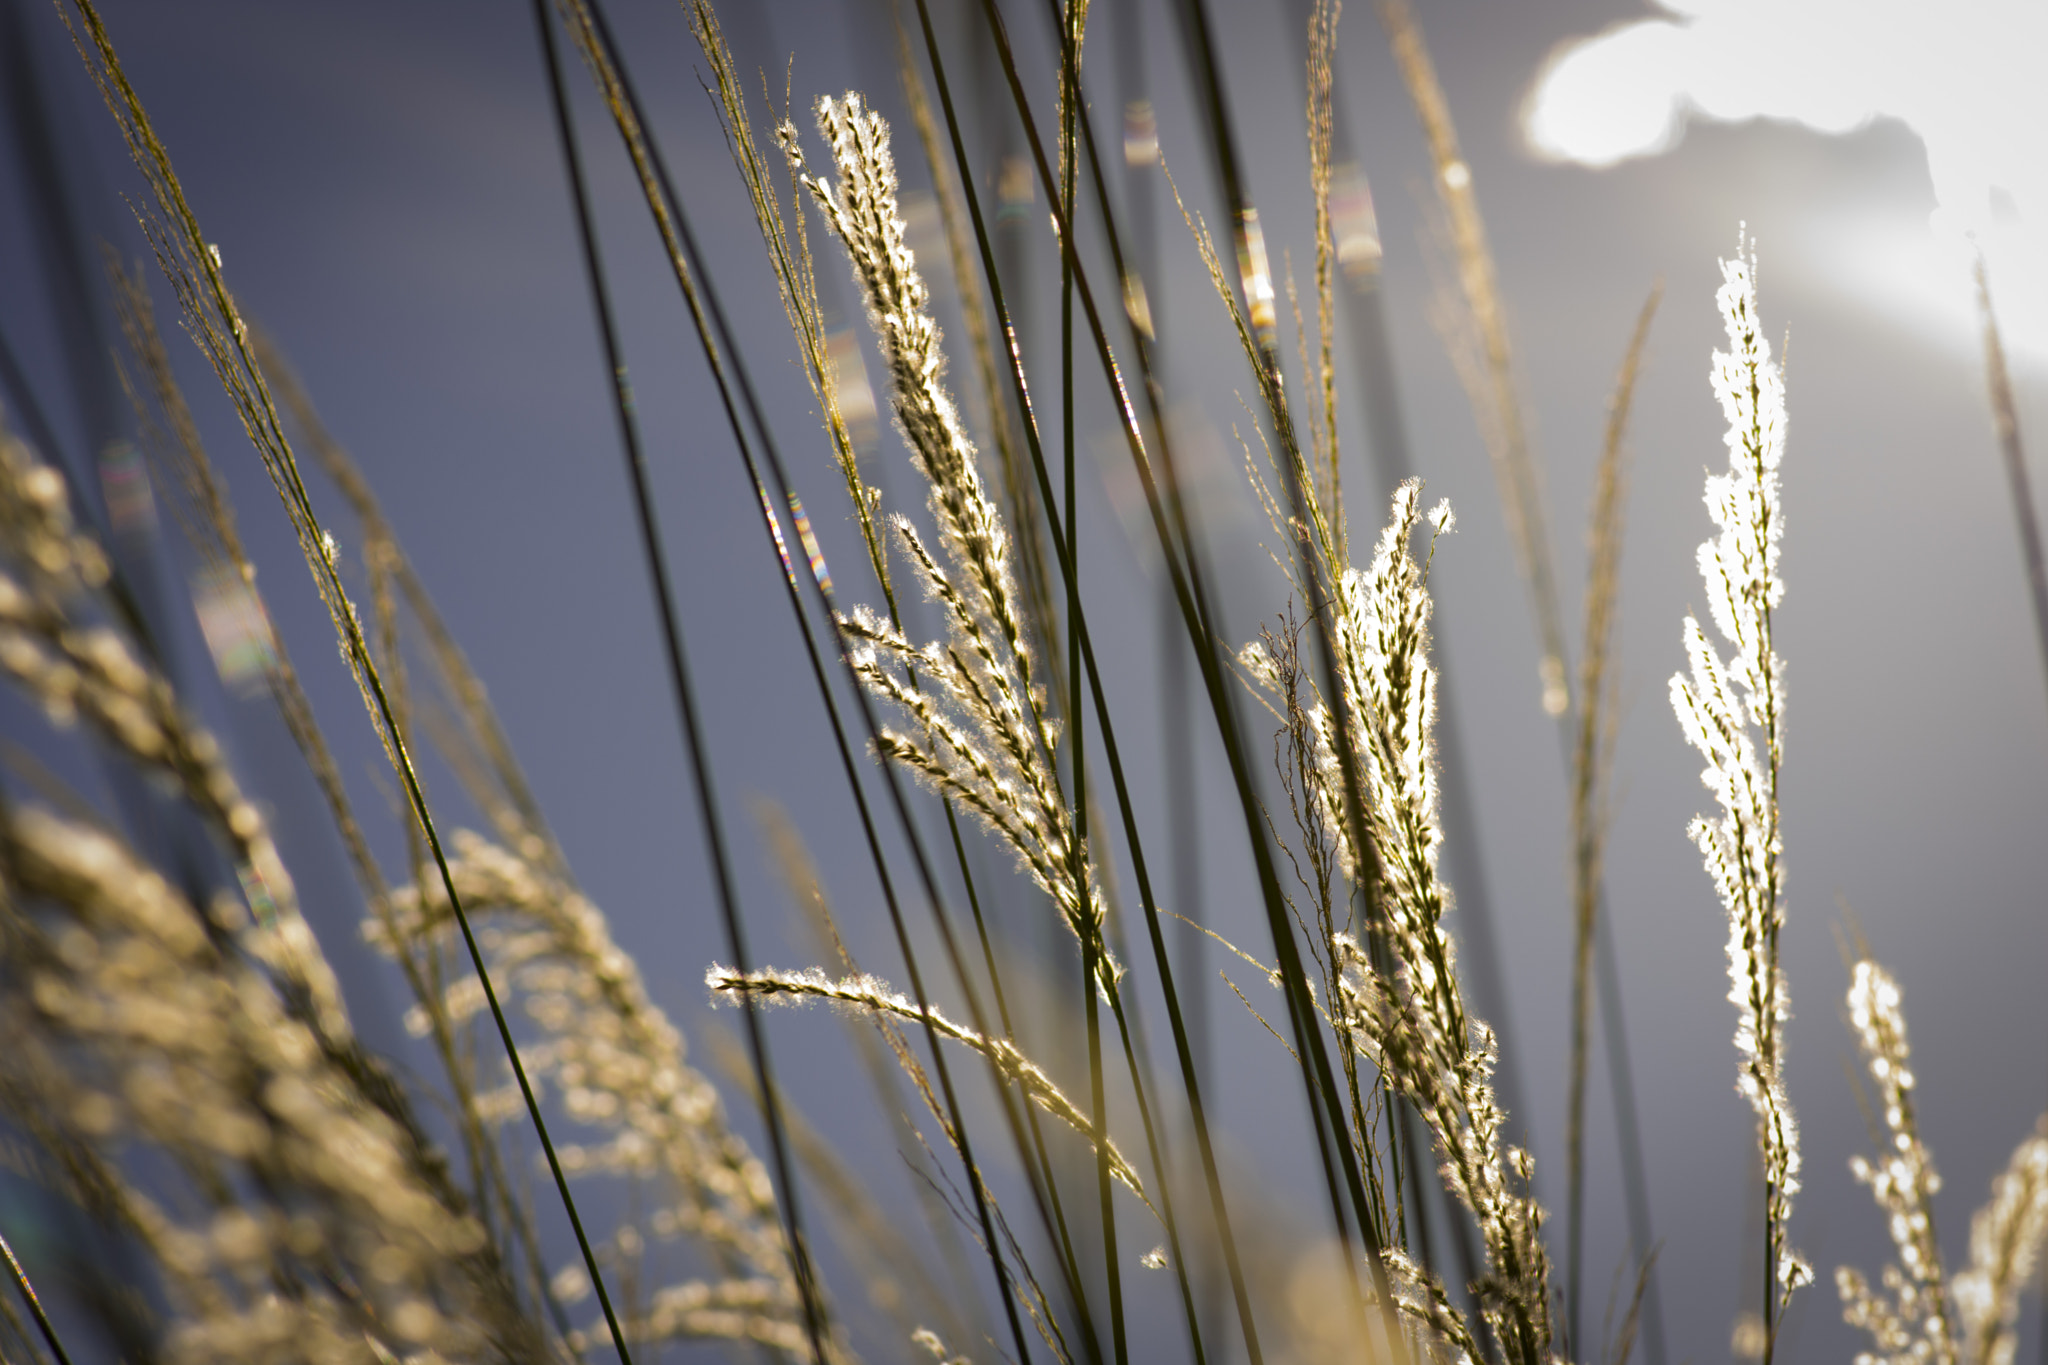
[{"x1": 3, "y1": 0, "x2": 2045, "y2": 1361}]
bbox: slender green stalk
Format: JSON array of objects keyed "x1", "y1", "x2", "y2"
[
  {"x1": 1567, "y1": 285, "x2": 1659, "y2": 1353},
  {"x1": 0, "y1": 1226, "x2": 71, "y2": 1365},
  {"x1": 1047, "y1": 6, "x2": 1128, "y2": 1363},
  {"x1": 1973, "y1": 254, "x2": 2048, "y2": 709}
]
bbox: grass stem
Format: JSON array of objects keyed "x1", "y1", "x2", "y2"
[
  {"x1": 1973, "y1": 254, "x2": 2048, "y2": 711},
  {"x1": 0, "y1": 1225, "x2": 72, "y2": 1365},
  {"x1": 1567, "y1": 284, "x2": 1660, "y2": 1354}
]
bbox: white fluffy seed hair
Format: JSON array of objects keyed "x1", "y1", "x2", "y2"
[{"x1": 1671, "y1": 233, "x2": 1809, "y2": 1307}]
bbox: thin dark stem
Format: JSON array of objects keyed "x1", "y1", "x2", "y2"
[
  {"x1": 1763, "y1": 1183, "x2": 1777, "y2": 1365},
  {"x1": 1975, "y1": 255, "x2": 2048, "y2": 710},
  {"x1": 1569, "y1": 286, "x2": 1659, "y2": 1355},
  {"x1": 1596, "y1": 889, "x2": 1666, "y2": 1363},
  {"x1": 529, "y1": 4, "x2": 829, "y2": 1357},
  {"x1": 1053, "y1": 9, "x2": 1128, "y2": 1364},
  {"x1": 0, "y1": 1224, "x2": 73, "y2": 1365},
  {"x1": 944, "y1": 800, "x2": 1103, "y2": 1352},
  {"x1": 1111, "y1": 35, "x2": 1218, "y2": 1323}
]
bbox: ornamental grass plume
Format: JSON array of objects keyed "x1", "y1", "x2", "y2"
[
  {"x1": 54, "y1": 10, "x2": 650, "y2": 1355},
  {"x1": 1835, "y1": 959, "x2": 1955, "y2": 1365},
  {"x1": 706, "y1": 963, "x2": 1148, "y2": 1209},
  {"x1": 0, "y1": 353, "x2": 825, "y2": 1361},
  {"x1": 1833, "y1": 952, "x2": 2048, "y2": 1365},
  {"x1": 0, "y1": 806, "x2": 523, "y2": 1365},
  {"x1": 372, "y1": 831, "x2": 823, "y2": 1360},
  {"x1": 784, "y1": 92, "x2": 1112, "y2": 986},
  {"x1": 1242, "y1": 480, "x2": 1553, "y2": 1365},
  {"x1": 1205, "y1": 29, "x2": 1553, "y2": 1341},
  {"x1": 29, "y1": 1, "x2": 2048, "y2": 1361},
  {"x1": 1670, "y1": 235, "x2": 1809, "y2": 1357},
  {"x1": 0, "y1": 416, "x2": 540, "y2": 1363},
  {"x1": 0, "y1": 415, "x2": 345, "y2": 1041},
  {"x1": 1950, "y1": 1120, "x2": 2048, "y2": 1365}
]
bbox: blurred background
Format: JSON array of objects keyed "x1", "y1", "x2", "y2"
[{"x1": 2, "y1": 0, "x2": 2045, "y2": 1360}]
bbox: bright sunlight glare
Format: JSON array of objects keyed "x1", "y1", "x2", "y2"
[{"x1": 1521, "y1": 0, "x2": 2048, "y2": 359}]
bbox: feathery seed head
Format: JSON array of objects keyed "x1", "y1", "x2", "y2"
[
  {"x1": 1673, "y1": 231, "x2": 1805, "y2": 1318},
  {"x1": 1243, "y1": 483, "x2": 1553, "y2": 1360},
  {"x1": 1952, "y1": 1118, "x2": 2048, "y2": 1365},
  {"x1": 0, "y1": 806, "x2": 507, "y2": 1363},
  {"x1": 798, "y1": 90, "x2": 1117, "y2": 986},
  {"x1": 710, "y1": 964, "x2": 1148, "y2": 1205},
  {"x1": 380, "y1": 833, "x2": 808, "y2": 1356}
]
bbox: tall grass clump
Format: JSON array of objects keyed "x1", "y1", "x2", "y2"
[
  {"x1": 0, "y1": 416, "x2": 530, "y2": 1364},
  {"x1": 2, "y1": 2, "x2": 2047, "y2": 1364}
]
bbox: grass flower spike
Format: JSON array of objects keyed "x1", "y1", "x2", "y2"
[
  {"x1": 0, "y1": 808, "x2": 517, "y2": 1365},
  {"x1": 1950, "y1": 1122, "x2": 2048, "y2": 1365},
  {"x1": 1835, "y1": 952, "x2": 2048, "y2": 1365},
  {"x1": 1836, "y1": 959, "x2": 1955, "y2": 1365},
  {"x1": 706, "y1": 964, "x2": 1148, "y2": 1207},
  {"x1": 0, "y1": 416, "x2": 532, "y2": 1363},
  {"x1": 374, "y1": 832, "x2": 816, "y2": 1359},
  {"x1": 1243, "y1": 480, "x2": 1553, "y2": 1364},
  {"x1": 1671, "y1": 236, "x2": 1809, "y2": 1350},
  {"x1": 790, "y1": 94, "x2": 1111, "y2": 981}
]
